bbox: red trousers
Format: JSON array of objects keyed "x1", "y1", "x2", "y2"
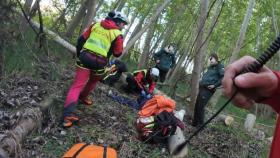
[{"x1": 63, "y1": 67, "x2": 102, "y2": 116}]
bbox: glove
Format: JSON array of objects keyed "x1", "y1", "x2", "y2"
[
  {"x1": 141, "y1": 90, "x2": 146, "y2": 96},
  {"x1": 146, "y1": 94, "x2": 152, "y2": 99},
  {"x1": 109, "y1": 60, "x2": 115, "y2": 66}
]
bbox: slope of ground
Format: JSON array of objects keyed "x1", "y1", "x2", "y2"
[{"x1": 0, "y1": 71, "x2": 271, "y2": 158}]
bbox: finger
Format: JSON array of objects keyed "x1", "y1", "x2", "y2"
[
  {"x1": 231, "y1": 92, "x2": 254, "y2": 109},
  {"x1": 222, "y1": 56, "x2": 257, "y2": 97},
  {"x1": 234, "y1": 69, "x2": 278, "y2": 97}
]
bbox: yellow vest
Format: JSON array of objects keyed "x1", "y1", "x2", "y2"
[
  {"x1": 83, "y1": 22, "x2": 121, "y2": 57},
  {"x1": 133, "y1": 69, "x2": 147, "y2": 76}
]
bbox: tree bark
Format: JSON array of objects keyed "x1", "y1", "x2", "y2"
[
  {"x1": 229, "y1": 0, "x2": 255, "y2": 63},
  {"x1": 0, "y1": 97, "x2": 54, "y2": 158},
  {"x1": 19, "y1": 0, "x2": 33, "y2": 29},
  {"x1": 0, "y1": 46, "x2": 3, "y2": 80},
  {"x1": 95, "y1": 0, "x2": 104, "y2": 14},
  {"x1": 200, "y1": 0, "x2": 224, "y2": 107},
  {"x1": 114, "y1": 0, "x2": 126, "y2": 11},
  {"x1": 138, "y1": 18, "x2": 158, "y2": 69},
  {"x1": 121, "y1": 0, "x2": 172, "y2": 58},
  {"x1": 272, "y1": 7, "x2": 280, "y2": 69},
  {"x1": 81, "y1": 0, "x2": 99, "y2": 31},
  {"x1": 189, "y1": 0, "x2": 209, "y2": 115},
  {"x1": 31, "y1": 20, "x2": 76, "y2": 55},
  {"x1": 123, "y1": 12, "x2": 138, "y2": 38},
  {"x1": 65, "y1": 0, "x2": 88, "y2": 39}
]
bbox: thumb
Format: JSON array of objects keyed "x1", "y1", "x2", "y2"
[{"x1": 234, "y1": 72, "x2": 275, "y2": 90}]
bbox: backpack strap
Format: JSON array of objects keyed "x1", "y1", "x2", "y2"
[{"x1": 72, "y1": 143, "x2": 90, "y2": 158}]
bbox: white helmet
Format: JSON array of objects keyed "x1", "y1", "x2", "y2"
[
  {"x1": 109, "y1": 11, "x2": 129, "y2": 25},
  {"x1": 150, "y1": 68, "x2": 159, "y2": 81},
  {"x1": 164, "y1": 45, "x2": 175, "y2": 54}
]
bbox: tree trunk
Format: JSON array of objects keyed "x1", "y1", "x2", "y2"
[
  {"x1": 121, "y1": 0, "x2": 172, "y2": 58},
  {"x1": 81, "y1": 0, "x2": 99, "y2": 31},
  {"x1": 161, "y1": 1, "x2": 188, "y2": 47},
  {"x1": 229, "y1": 0, "x2": 255, "y2": 63},
  {"x1": 0, "y1": 46, "x2": 3, "y2": 80},
  {"x1": 0, "y1": 97, "x2": 54, "y2": 158},
  {"x1": 65, "y1": 0, "x2": 88, "y2": 39},
  {"x1": 138, "y1": 18, "x2": 158, "y2": 69},
  {"x1": 31, "y1": 20, "x2": 76, "y2": 55},
  {"x1": 52, "y1": 8, "x2": 67, "y2": 31},
  {"x1": 272, "y1": 7, "x2": 280, "y2": 68},
  {"x1": 200, "y1": 0, "x2": 224, "y2": 107},
  {"x1": 114, "y1": 0, "x2": 126, "y2": 11},
  {"x1": 189, "y1": 0, "x2": 209, "y2": 115},
  {"x1": 19, "y1": 0, "x2": 33, "y2": 31},
  {"x1": 123, "y1": 12, "x2": 138, "y2": 38},
  {"x1": 127, "y1": 17, "x2": 144, "y2": 42},
  {"x1": 29, "y1": 0, "x2": 41, "y2": 17},
  {"x1": 95, "y1": 0, "x2": 104, "y2": 14}
]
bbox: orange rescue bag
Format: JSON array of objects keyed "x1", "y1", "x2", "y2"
[{"x1": 62, "y1": 143, "x2": 117, "y2": 158}]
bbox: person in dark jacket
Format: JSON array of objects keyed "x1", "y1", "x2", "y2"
[
  {"x1": 192, "y1": 53, "x2": 224, "y2": 127},
  {"x1": 153, "y1": 44, "x2": 176, "y2": 82},
  {"x1": 62, "y1": 11, "x2": 128, "y2": 128}
]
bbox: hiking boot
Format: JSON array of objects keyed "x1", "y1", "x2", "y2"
[
  {"x1": 80, "y1": 96, "x2": 93, "y2": 106},
  {"x1": 62, "y1": 115, "x2": 79, "y2": 128}
]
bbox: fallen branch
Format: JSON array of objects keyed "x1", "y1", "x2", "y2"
[{"x1": 0, "y1": 97, "x2": 54, "y2": 158}]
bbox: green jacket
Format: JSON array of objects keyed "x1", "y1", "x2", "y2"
[
  {"x1": 200, "y1": 63, "x2": 224, "y2": 87},
  {"x1": 153, "y1": 49, "x2": 175, "y2": 72}
]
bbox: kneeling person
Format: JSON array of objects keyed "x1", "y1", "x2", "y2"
[{"x1": 125, "y1": 67, "x2": 159, "y2": 96}]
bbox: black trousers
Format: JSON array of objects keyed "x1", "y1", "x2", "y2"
[
  {"x1": 102, "y1": 71, "x2": 122, "y2": 86},
  {"x1": 192, "y1": 86, "x2": 215, "y2": 127},
  {"x1": 125, "y1": 74, "x2": 142, "y2": 93},
  {"x1": 155, "y1": 65, "x2": 168, "y2": 83}
]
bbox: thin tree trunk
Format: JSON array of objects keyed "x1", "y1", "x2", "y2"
[
  {"x1": 114, "y1": 0, "x2": 126, "y2": 11},
  {"x1": 81, "y1": 0, "x2": 99, "y2": 31},
  {"x1": 65, "y1": 0, "x2": 88, "y2": 39},
  {"x1": 31, "y1": 20, "x2": 76, "y2": 55},
  {"x1": 161, "y1": 1, "x2": 188, "y2": 47},
  {"x1": 123, "y1": 12, "x2": 138, "y2": 38},
  {"x1": 0, "y1": 46, "x2": 3, "y2": 80},
  {"x1": 20, "y1": 0, "x2": 33, "y2": 30},
  {"x1": 138, "y1": 18, "x2": 158, "y2": 69},
  {"x1": 29, "y1": 0, "x2": 40, "y2": 17},
  {"x1": 95, "y1": 0, "x2": 104, "y2": 14},
  {"x1": 272, "y1": 7, "x2": 280, "y2": 68},
  {"x1": 200, "y1": 0, "x2": 224, "y2": 107},
  {"x1": 121, "y1": 0, "x2": 172, "y2": 58},
  {"x1": 52, "y1": 8, "x2": 67, "y2": 31},
  {"x1": 229, "y1": 0, "x2": 255, "y2": 63},
  {"x1": 149, "y1": 28, "x2": 166, "y2": 54},
  {"x1": 190, "y1": 0, "x2": 209, "y2": 115}
]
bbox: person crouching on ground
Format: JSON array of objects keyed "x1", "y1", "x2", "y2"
[{"x1": 125, "y1": 68, "x2": 160, "y2": 98}]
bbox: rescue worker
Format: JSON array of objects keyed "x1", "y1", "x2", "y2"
[
  {"x1": 62, "y1": 11, "x2": 128, "y2": 128},
  {"x1": 192, "y1": 53, "x2": 224, "y2": 127},
  {"x1": 125, "y1": 67, "x2": 159, "y2": 96},
  {"x1": 153, "y1": 44, "x2": 176, "y2": 82}
]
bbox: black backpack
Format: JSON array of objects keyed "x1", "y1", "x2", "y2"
[{"x1": 149, "y1": 110, "x2": 178, "y2": 143}]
